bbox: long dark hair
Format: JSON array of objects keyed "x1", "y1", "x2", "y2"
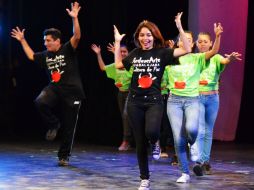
[{"x1": 133, "y1": 20, "x2": 165, "y2": 48}]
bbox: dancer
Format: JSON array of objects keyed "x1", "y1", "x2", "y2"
[
  {"x1": 159, "y1": 40, "x2": 178, "y2": 164},
  {"x1": 166, "y1": 23, "x2": 223, "y2": 183},
  {"x1": 91, "y1": 43, "x2": 133, "y2": 151},
  {"x1": 114, "y1": 12, "x2": 191, "y2": 190},
  {"x1": 193, "y1": 32, "x2": 241, "y2": 174},
  {"x1": 11, "y1": 2, "x2": 84, "y2": 166}
]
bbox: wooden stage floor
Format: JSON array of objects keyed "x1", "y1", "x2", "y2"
[{"x1": 0, "y1": 141, "x2": 254, "y2": 190}]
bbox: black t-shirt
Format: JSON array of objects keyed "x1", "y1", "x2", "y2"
[
  {"x1": 123, "y1": 47, "x2": 175, "y2": 96},
  {"x1": 34, "y1": 41, "x2": 85, "y2": 99}
]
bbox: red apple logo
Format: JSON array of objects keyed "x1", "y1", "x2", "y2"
[
  {"x1": 174, "y1": 81, "x2": 186, "y2": 89},
  {"x1": 199, "y1": 80, "x2": 208, "y2": 85},
  {"x1": 51, "y1": 68, "x2": 63, "y2": 83},
  {"x1": 115, "y1": 82, "x2": 123, "y2": 88},
  {"x1": 138, "y1": 73, "x2": 156, "y2": 89}
]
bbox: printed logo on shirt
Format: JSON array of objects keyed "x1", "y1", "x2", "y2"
[
  {"x1": 46, "y1": 55, "x2": 66, "y2": 83},
  {"x1": 174, "y1": 81, "x2": 186, "y2": 89},
  {"x1": 132, "y1": 56, "x2": 160, "y2": 88},
  {"x1": 199, "y1": 80, "x2": 208, "y2": 85},
  {"x1": 138, "y1": 73, "x2": 157, "y2": 88}
]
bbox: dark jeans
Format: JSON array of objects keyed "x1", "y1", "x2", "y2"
[
  {"x1": 34, "y1": 85, "x2": 82, "y2": 160},
  {"x1": 117, "y1": 91, "x2": 132, "y2": 142},
  {"x1": 127, "y1": 93, "x2": 164, "y2": 179}
]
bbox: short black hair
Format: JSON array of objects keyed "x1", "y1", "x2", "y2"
[
  {"x1": 43, "y1": 28, "x2": 62, "y2": 41},
  {"x1": 120, "y1": 44, "x2": 129, "y2": 51}
]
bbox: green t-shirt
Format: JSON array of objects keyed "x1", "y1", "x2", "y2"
[
  {"x1": 105, "y1": 63, "x2": 132, "y2": 91},
  {"x1": 167, "y1": 53, "x2": 206, "y2": 97},
  {"x1": 161, "y1": 66, "x2": 169, "y2": 95},
  {"x1": 199, "y1": 54, "x2": 226, "y2": 92}
]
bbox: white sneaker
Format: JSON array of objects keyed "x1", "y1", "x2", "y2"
[
  {"x1": 151, "y1": 141, "x2": 161, "y2": 160},
  {"x1": 176, "y1": 173, "x2": 190, "y2": 183},
  {"x1": 138, "y1": 179, "x2": 150, "y2": 190}
]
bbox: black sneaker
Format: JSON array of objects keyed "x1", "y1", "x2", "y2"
[
  {"x1": 202, "y1": 162, "x2": 212, "y2": 175},
  {"x1": 193, "y1": 162, "x2": 204, "y2": 176},
  {"x1": 46, "y1": 125, "x2": 60, "y2": 141},
  {"x1": 151, "y1": 141, "x2": 161, "y2": 160},
  {"x1": 58, "y1": 158, "x2": 69, "y2": 166}
]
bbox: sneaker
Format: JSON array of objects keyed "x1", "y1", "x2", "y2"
[
  {"x1": 151, "y1": 141, "x2": 161, "y2": 160},
  {"x1": 160, "y1": 152, "x2": 169, "y2": 158},
  {"x1": 176, "y1": 173, "x2": 190, "y2": 183},
  {"x1": 202, "y1": 162, "x2": 212, "y2": 175},
  {"x1": 138, "y1": 179, "x2": 150, "y2": 190},
  {"x1": 193, "y1": 162, "x2": 203, "y2": 176},
  {"x1": 170, "y1": 154, "x2": 178, "y2": 166},
  {"x1": 118, "y1": 141, "x2": 130, "y2": 151},
  {"x1": 58, "y1": 158, "x2": 69, "y2": 166},
  {"x1": 46, "y1": 125, "x2": 60, "y2": 141}
]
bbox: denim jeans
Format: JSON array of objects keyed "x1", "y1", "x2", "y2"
[
  {"x1": 167, "y1": 94, "x2": 200, "y2": 174},
  {"x1": 195, "y1": 94, "x2": 219, "y2": 163},
  {"x1": 127, "y1": 94, "x2": 164, "y2": 179}
]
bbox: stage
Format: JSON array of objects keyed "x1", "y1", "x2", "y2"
[{"x1": 0, "y1": 141, "x2": 254, "y2": 190}]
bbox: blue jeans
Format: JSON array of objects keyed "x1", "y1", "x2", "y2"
[
  {"x1": 195, "y1": 94, "x2": 219, "y2": 163},
  {"x1": 167, "y1": 94, "x2": 199, "y2": 174},
  {"x1": 127, "y1": 94, "x2": 164, "y2": 179}
]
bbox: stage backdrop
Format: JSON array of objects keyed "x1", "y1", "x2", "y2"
[{"x1": 188, "y1": 0, "x2": 248, "y2": 141}]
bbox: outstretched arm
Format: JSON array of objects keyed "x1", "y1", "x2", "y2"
[
  {"x1": 173, "y1": 12, "x2": 192, "y2": 57},
  {"x1": 11, "y1": 26, "x2": 34, "y2": 61},
  {"x1": 66, "y1": 2, "x2": 81, "y2": 49},
  {"x1": 221, "y1": 52, "x2": 242, "y2": 64},
  {"x1": 205, "y1": 23, "x2": 223, "y2": 60},
  {"x1": 91, "y1": 44, "x2": 106, "y2": 71},
  {"x1": 114, "y1": 25, "x2": 125, "y2": 69}
]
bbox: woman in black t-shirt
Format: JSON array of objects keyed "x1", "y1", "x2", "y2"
[{"x1": 113, "y1": 12, "x2": 191, "y2": 190}]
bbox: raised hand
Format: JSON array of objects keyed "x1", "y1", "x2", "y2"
[
  {"x1": 91, "y1": 44, "x2": 101, "y2": 55},
  {"x1": 168, "y1": 40, "x2": 175, "y2": 49},
  {"x1": 11, "y1": 26, "x2": 25, "y2": 41},
  {"x1": 224, "y1": 52, "x2": 242, "y2": 62},
  {"x1": 175, "y1": 12, "x2": 183, "y2": 29},
  {"x1": 107, "y1": 42, "x2": 115, "y2": 54},
  {"x1": 114, "y1": 25, "x2": 125, "y2": 42},
  {"x1": 214, "y1": 23, "x2": 223, "y2": 37},
  {"x1": 66, "y1": 2, "x2": 81, "y2": 18}
]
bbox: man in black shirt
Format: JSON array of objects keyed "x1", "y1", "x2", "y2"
[{"x1": 11, "y1": 2, "x2": 84, "y2": 166}]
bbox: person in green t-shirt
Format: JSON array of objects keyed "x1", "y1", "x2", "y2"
[
  {"x1": 91, "y1": 43, "x2": 133, "y2": 151},
  {"x1": 166, "y1": 23, "x2": 223, "y2": 183},
  {"x1": 160, "y1": 42, "x2": 178, "y2": 165},
  {"x1": 192, "y1": 32, "x2": 241, "y2": 175}
]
